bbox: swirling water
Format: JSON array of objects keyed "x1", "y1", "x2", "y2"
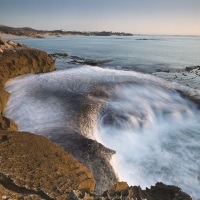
[{"x1": 5, "y1": 36, "x2": 200, "y2": 199}]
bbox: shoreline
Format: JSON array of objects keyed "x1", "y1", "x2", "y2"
[{"x1": 0, "y1": 38, "x2": 196, "y2": 199}]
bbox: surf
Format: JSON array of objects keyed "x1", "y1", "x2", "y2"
[{"x1": 4, "y1": 66, "x2": 200, "y2": 198}]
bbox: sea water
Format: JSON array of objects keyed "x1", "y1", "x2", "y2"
[
  {"x1": 5, "y1": 36, "x2": 200, "y2": 199},
  {"x1": 13, "y1": 35, "x2": 200, "y2": 72}
]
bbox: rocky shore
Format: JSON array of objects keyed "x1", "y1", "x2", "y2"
[
  {"x1": 0, "y1": 38, "x2": 96, "y2": 199},
  {"x1": 0, "y1": 38, "x2": 194, "y2": 199},
  {"x1": 152, "y1": 66, "x2": 200, "y2": 91}
]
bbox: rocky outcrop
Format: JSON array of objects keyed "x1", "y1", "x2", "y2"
[
  {"x1": 65, "y1": 182, "x2": 193, "y2": 200},
  {"x1": 0, "y1": 38, "x2": 55, "y2": 130},
  {"x1": 0, "y1": 131, "x2": 95, "y2": 199},
  {"x1": 101, "y1": 182, "x2": 192, "y2": 200},
  {"x1": 54, "y1": 134, "x2": 118, "y2": 194},
  {"x1": 0, "y1": 38, "x2": 55, "y2": 87},
  {"x1": 0, "y1": 39, "x2": 97, "y2": 199},
  {"x1": 153, "y1": 65, "x2": 200, "y2": 99}
]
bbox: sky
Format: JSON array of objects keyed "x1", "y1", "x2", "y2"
[{"x1": 0, "y1": 0, "x2": 200, "y2": 35}]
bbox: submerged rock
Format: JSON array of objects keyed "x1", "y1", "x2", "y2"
[
  {"x1": 51, "y1": 52, "x2": 111, "y2": 67},
  {"x1": 69, "y1": 56, "x2": 111, "y2": 66},
  {"x1": 51, "y1": 52, "x2": 68, "y2": 58},
  {"x1": 153, "y1": 65, "x2": 200, "y2": 99}
]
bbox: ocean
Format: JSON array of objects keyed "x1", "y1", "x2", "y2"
[
  {"x1": 11, "y1": 35, "x2": 200, "y2": 72},
  {"x1": 5, "y1": 35, "x2": 200, "y2": 199}
]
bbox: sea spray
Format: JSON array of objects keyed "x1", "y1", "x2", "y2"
[
  {"x1": 96, "y1": 84, "x2": 200, "y2": 199},
  {"x1": 4, "y1": 66, "x2": 200, "y2": 199}
]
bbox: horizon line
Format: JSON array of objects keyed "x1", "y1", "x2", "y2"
[{"x1": 1, "y1": 24, "x2": 200, "y2": 37}]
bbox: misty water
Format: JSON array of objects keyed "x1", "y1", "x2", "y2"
[{"x1": 5, "y1": 36, "x2": 200, "y2": 199}]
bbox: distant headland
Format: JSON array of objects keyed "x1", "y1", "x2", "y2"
[{"x1": 0, "y1": 24, "x2": 133, "y2": 38}]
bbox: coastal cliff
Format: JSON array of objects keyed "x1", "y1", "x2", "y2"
[{"x1": 0, "y1": 38, "x2": 193, "y2": 200}]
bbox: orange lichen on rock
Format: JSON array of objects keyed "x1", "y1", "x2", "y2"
[
  {"x1": 0, "y1": 38, "x2": 55, "y2": 130},
  {"x1": 0, "y1": 131, "x2": 96, "y2": 199}
]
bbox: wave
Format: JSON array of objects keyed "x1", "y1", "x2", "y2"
[{"x1": 5, "y1": 66, "x2": 200, "y2": 198}]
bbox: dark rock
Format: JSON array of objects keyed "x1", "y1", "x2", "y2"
[
  {"x1": 51, "y1": 52, "x2": 68, "y2": 58},
  {"x1": 0, "y1": 116, "x2": 18, "y2": 131},
  {"x1": 156, "y1": 68, "x2": 170, "y2": 73},
  {"x1": 0, "y1": 135, "x2": 8, "y2": 143},
  {"x1": 53, "y1": 132, "x2": 117, "y2": 195},
  {"x1": 136, "y1": 38, "x2": 159, "y2": 41},
  {"x1": 69, "y1": 56, "x2": 111, "y2": 66},
  {"x1": 185, "y1": 66, "x2": 200, "y2": 72},
  {"x1": 101, "y1": 182, "x2": 193, "y2": 200}
]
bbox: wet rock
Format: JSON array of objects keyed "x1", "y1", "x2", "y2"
[
  {"x1": 70, "y1": 57, "x2": 111, "y2": 66},
  {"x1": 53, "y1": 132, "x2": 117, "y2": 195},
  {"x1": 101, "y1": 182, "x2": 193, "y2": 200},
  {"x1": 156, "y1": 68, "x2": 170, "y2": 73},
  {"x1": 185, "y1": 65, "x2": 200, "y2": 72},
  {"x1": 51, "y1": 52, "x2": 68, "y2": 58}
]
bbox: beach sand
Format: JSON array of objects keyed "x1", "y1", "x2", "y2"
[
  {"x1": 0, "y1": 32, "x2": 29, "y2": 40},
  {"x1": 0, "y1": 32, "x2": 58, "y2": 40}
]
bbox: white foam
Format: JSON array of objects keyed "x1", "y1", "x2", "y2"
[{"x1": 96, "y1": 84, "x2": 200, "y2": 199}]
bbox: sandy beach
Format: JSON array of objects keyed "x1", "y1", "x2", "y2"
[{"x1": 0, "y1": 32, "x2": 29, "y2": 40}]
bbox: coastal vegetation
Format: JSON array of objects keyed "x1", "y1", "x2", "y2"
[{"x1": 0, "y1": 25, "x2": 133, "y2": 38}]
